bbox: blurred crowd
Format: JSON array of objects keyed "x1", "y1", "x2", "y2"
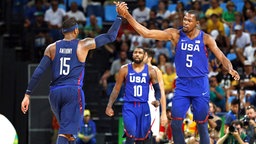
[{"x1": 21, "y1": 0, "x2": 256, "y2": 143}]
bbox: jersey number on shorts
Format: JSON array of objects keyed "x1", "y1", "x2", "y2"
[
  {"x1": 186, "y1": 54, "x2": 193, "y2": 67},
  {"x1": 60, "y1": 57, "x2": 70, "y2": 75},
  {"x1": 133, "y1": 85, "x2": 142, "y2": 97}
]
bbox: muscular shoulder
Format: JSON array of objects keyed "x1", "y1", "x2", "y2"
[
  {"x1": 203, "y1": 32, "x2": 215, "y2": 47},
  {"x1": 78, "y1": 38, "x2": 96, "y2": 50},
  {"x1": 44, "y1": 42, "x2": 56, "y2": 60},
  {"x1": 164, "y1": 28, "x2": 180, "y2": 44},
  {"x1": 148, "y1": 65, "x2": 157, "y2": 76},
  {"x1": 119, "y1": 64, "x2": 129, "y2": 75}
]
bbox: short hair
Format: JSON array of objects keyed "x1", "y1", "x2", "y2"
[
  {"x1": 186, "y1": 10, "x2": 200, "y2": 21},
  {"x1": 144, "y1": 48, "x2": 155, "y2": 58},
  {"x1": 134, "y1": 47, "x2": 146, "y2": 53},
  {"x1": 231, "y1": 120, "x2": 243, "y2": 126},
  {"x1": 231, "y1": 98, "x2": 240, "y2": 105},
  {"x1": 246, "y1": 105, "x2": 255, "y2": 111},
  {"x1": 62, "y1": 18, "x2": 77, "y2": 30}
]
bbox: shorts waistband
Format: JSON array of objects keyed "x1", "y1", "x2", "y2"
[{"x1": 50, "y1": 85, "x2": 81, "y2": 91}]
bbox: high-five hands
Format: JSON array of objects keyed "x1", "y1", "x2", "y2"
[{"x1": 114, "y1": 1, "x2": 129, "y2": 18}]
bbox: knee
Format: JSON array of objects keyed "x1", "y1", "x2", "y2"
[
  {"x1": 171, "y1": 119, "x2": 183, "y2": 129},
  {"x1": 58, "y1": 134, "x2": 75, "y2": 141}
]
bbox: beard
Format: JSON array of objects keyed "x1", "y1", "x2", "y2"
[{"x1": 133, "y1": 58, "x2": 143, "y2": 64}]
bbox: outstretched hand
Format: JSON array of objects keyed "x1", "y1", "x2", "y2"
[
  {"x1": 114, "y1": 1, "x2": 129, "y2": 18},
  {"x1": 229, "y1": 69, "x2": 240, "y2": 81}
]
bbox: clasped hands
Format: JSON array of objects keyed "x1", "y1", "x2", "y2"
[{"x1": 113, "y1": 1, "x2": 129, "y2": 18}]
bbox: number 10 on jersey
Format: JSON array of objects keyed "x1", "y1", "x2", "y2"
[{"x1": 133, "y1": 85, "x2": 142, "y2": 97}]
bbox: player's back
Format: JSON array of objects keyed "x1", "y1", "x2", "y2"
[
  {"x1": 124, "y1": 63, "x2": 150, "y2": 102},
  {"x1": 50, "y1": 39, "x2": 85, "y2": 87},
  {"x1": 175, "y1": 30, "x2": 208, "y2": 77}
]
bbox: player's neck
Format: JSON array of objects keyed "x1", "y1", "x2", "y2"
[
  {"x1": 185, "y1": 28, "x2": 199, "y2": 39},
  {"x1": 63, "y1": 34, "x2": 76, "y2": 41}
]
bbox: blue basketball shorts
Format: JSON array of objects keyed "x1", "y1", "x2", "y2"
[
  {"x1": 172, "y1": 76, "x2": 210, "y2": 122},
  {"x1": 49, "y1": 85, "x2": 85, "y2": 135},
  {"x1": 122, "y1": 102, "x2": 151, "y2": 139}
]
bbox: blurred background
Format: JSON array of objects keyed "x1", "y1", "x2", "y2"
[{"x1": 0, "y1": 0, "x2": 255, "y2": 144}]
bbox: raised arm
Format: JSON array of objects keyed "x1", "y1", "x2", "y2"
[
  {"x1": 117, "y1": 2, "x2": 174, "y2": 41},
  {"x1": 204, "y1": 34, "x2": 240, "y2": 80},
  {"x1": 80, "y1": 2, "x2": 123, "y2": 50}
]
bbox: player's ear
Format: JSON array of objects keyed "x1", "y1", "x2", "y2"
[{"x1": 74, "y1": 28, "x2": 79, "y2": 35}]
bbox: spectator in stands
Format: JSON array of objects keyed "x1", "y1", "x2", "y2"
[
  {"x1": 244, "y1": 9, "x2": 256, "y2": 34},
  {"x1": 207, "y1": 13, "x2": 225, "y2": 36},
  {"x1": 44, "y1": 0, "x2": 66, "y2": 41},
  {"x1": 244, "y1": 105, "x2": 256, "y2": 144},
  {"x1": 231, "y1": 12, "x2": 245, "y2": 34},
  {"x1": 239, "y1": 61, "x2": 256, "y2": 91},
  {"x1": 163, "y1": 63, "x2": 176, "y2": 104},
  {"x1": 190, "y1": 1, "x2": 205, "y2": 19},
  {"x1": 231, "y1": 24, "x2": 251, "y2": 50},
  {"x1": 199, "y1": 16, "x2": 208, "y2": 33},
  {"x1": 224, "y1": 98, "x2": 240, "y2": 130},
  {"x1": 100, "y1": 50, "x2": 131, "y2": 101},
  {"x1": 183, "y1": 109, "x2": 198, "y2": 143},
  {"x1": 132, "y1": 0, "x2": 150, "y2": 24},
  {"x1": 156, "y1": 0, "x2": 171, "y2": 20},
  {"x1": 84, "y1": 15, "x2": 102, "y2": 38},
  {"x1": 242, "y1": 33, "x2": 256, "y2": 64},
  {"x1": 156, "y1": 107, "x2": 173, "y2": 143},
  {"x1": 31, "y1": 11, "x2": 52, "y2": 62},
  {"x1": 76, "y1": 109, "x2": 96, "y2": 144},
  {"x1": 209, "y1": 76, "x2": 226, "y2": 112},
  {"x1": 66, "y1": 2, "x2": 86, "y2": 27},
  {"x1": 222, "y1": 1, "x2": 236, "y2": 24},
  {"x1": 211, "y1": 29, "x2": 230, "y2": 55},
  {"x1": 24, "y1": 0, "x2": 47, "y2": 28},
  {"x1": 217, "y1": 120, "x2": 249, "y2": 144},
  {"x1": 205, "y1": 0, "x2": 223, "y2": 18},
  {"x1": 209, "y1": 102, "x2": 222, "y2": 144},
  {"x1": 157, "y1": 53, "x2": 169, "y2": 74},
  {"x1": 169, "y1": 1, "x2": 185, "y2": 24},
  {"x1": 242, "y1": 0, "x2": 255, "y2": 21},
  {"x1": 153, "y1": 40, "x2": 170, "y2": 62}
]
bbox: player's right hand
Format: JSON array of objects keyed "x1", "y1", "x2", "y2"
[
  {"x1": 21, "y1": 94, "x2": 30, "y2": 114},
  {"x1": 151, "y1": 100, "x2": 160, "y2": 108},
  {"x1": 114, "y1": 1, "x2": 128, "y2": 18},
  {"x1": 105, "y1": 106, "x2": 114, "y2": 117}
]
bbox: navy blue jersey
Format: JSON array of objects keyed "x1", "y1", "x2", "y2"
[
  {"x1": 124, "y1": 64, "x2": 150, "y2": 102},
  {"x1": 174, "y1": 30, "x2": 208, "y2": 77},
  {"x1": 50, "y1": 39, "x2": 85, "y2": 87}
]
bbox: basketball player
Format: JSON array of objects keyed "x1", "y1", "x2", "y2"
[
  {"x1": 116, "y1": 3, "x2": 240, "y2": 144},
  {"x1": 105, "y1": 47, "x2": 161, "y2": 144},
  {"x1": 21, "y1": 2, "x2": 124, "y2": 144},
  {"x1": 144, "y1": 48, "x2": 167, "y2": 140}
]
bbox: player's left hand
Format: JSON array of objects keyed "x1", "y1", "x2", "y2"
[
  {"x1": 151, "y1": 100, "x2": 160, "y2": 108},
  {"x1": 229, "y1": 69, "x2": 240, "y2": 80},
  {"x1": 160, "y1": 112, "x2": 168, "y2": 126}
]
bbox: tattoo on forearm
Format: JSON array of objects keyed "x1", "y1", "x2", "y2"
[{"x1": 108, "y1": 89, "x2": 119, "y2": 107}]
